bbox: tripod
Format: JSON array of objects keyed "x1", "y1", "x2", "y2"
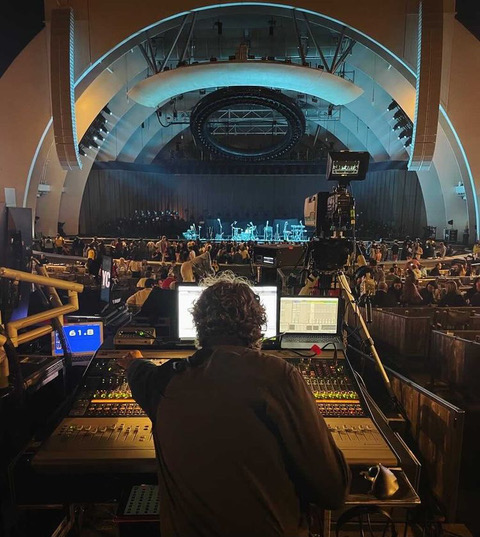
[{"x1": 336, "y1": 271, "x2": 395, "y2": 399}]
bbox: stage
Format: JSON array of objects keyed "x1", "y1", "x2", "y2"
[{"x1": 182, "y1": 218, "x2": 311, "y2": 243}]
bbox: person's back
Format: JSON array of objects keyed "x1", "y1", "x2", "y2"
[
  {"x1": 372, "y1": 283, "x2": 397, "y2": 307},
  {"x1": 121, "y1": 274, "x2": 349, "y2": 537},
  {"x1": 131, "y1": 347, "x2": 346, "y2": 537}
]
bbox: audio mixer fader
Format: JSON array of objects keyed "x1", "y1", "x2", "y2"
[{"x1": 34, "y1": 350, "x2": 398, "y2": 471}]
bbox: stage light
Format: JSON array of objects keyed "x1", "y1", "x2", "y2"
[
  {"x1": 404, "y1": 137, "x2": 412, "y2": 147},
  {"x1": 387, "y1": 100, "x2": 398, "y2": 111},
  {"x1": 93, "y1": 134, "x2": 104, "y2": 141},
  {"x1": 78, "y1": 147, "x2": 86, "y2": 156},
  {"x1": 398, "y1": 128, "x2": 411, "y2": 139},
  {"x1": 393, "y1": 118, "x2": 408, "y2": 130},
  {"x1": 103, "y1": 106, "x2": 112, "y2": 115},
  {"x1": 393, "y1": 110, "x2": 403, "y2": 120}
]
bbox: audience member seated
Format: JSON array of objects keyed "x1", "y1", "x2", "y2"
[
  {"x1": 136, "y1": 268, "x2": 153, "y2": 288},
  {"x1": 129, "y1": 258, "x2": 143, "y2": 277},
  {"x1": 450, "y1": 262, "x2": 466, "y2": 277},
  {"x1": 126, "y1": 278, "x2": 155, "y2": 309},
  {"x1": 419, "y1": 281, "x2": 439, "y2": 305},
  {"x1": 232, "y1": 247, "x2": 243, "y2": 264},
  {"x1": 374, "y1": 263, "x2": 386, "y2": 284},
  {"x1": 387, "y1": 278, "x2": 403, "y2": 305},
  {"x1": 429, "y1": 262, "x2": 442, "y2": 276},
  {"x1": 464, "y1": 277, "x2": 480, "y2": 305},
  {"x1": 161, "y1": 265, "x2": 177, "y2": 290},
  {"x1": 400, "y1": 271, "x2": 423, "y2": 305},
  {"x1": 372, "y1": 282, "x2": 398, "y2": 307},
  {"x1": 470, "y1": 292, "x2": 480, "y2": 306},
  {"x1": 385, "y1": 267, "x2": 397, "y2": 286},
  {"x1": 437, "y1": 280, "x2": 467, "y2": 307},
  {"x1": 116, "y1": 257, "x2": 129, "y2": 277}
]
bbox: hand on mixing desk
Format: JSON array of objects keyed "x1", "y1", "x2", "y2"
[{"x1": 117, "y1": 349, "x2": 144, "y2": 370}]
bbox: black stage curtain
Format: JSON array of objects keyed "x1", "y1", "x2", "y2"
[{"x1": 79, "y1": 169, "x2": 426, "y2": 238}]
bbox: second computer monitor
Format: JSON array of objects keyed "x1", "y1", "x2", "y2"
[{"x1": 279, "y1": 296, "x2": 340, "y2": 334}]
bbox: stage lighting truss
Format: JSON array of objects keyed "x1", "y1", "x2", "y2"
[{"x1": 190, "y1": 86, "x2": 306, "y2": 161}]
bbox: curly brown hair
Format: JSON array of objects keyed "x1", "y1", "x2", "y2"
[{"x1": 191, "y1": 272, "x2": 266, "y2": 348}]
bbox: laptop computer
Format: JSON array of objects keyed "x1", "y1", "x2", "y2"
[
  {"x1": 279, "y1": 296, "x2": 343, "y2": 350},
  {"x1": 177, "y1": 285, "x2": 278, "y2": 344},
  {"x1": 51, "y1": 322, "x2": 104, "y2": 365}
]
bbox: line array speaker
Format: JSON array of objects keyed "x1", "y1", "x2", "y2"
[
  {"x1": 50, "y1": 7, "x2": 82, "y2": 170},
  {"x1": 408, "y1": 0, "x2": 443, "y2": 171}
]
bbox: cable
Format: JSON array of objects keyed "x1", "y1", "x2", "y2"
[{"x1": 320, "y1": 341, "x2": 338, "y2": 361}]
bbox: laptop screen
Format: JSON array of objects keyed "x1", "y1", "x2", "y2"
[
  {"x1": 52, "y1": 322, "x2": 104, "y2": 356},
  {"x1": 279, "y1": 297, "x2": 339, "y2": 334},
  {"x1": 177, "y1": 285, "x2": 278, "y2": 340}
]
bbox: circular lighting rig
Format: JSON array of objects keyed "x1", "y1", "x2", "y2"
[{"x1": 190, "y1": 86, "x2": 306, "y2": 161}]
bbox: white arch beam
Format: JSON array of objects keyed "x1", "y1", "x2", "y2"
[{"x1": 128, "y1": 61, "x2": 364, "y2": 107}]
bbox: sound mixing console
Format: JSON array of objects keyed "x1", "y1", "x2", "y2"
[
  {"x1": 33, "y1": 349, "x2": 398, "y2": 472},
  {"x1": 285, "y1": 355, "x2": 398, "y2": 466}
]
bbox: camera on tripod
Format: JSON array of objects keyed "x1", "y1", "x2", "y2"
[{"x1": 304, "y1": 151, "x2": 370, "y2": 271}]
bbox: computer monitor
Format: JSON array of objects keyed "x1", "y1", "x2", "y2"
[
  {"x1": 279, "y1": 296, "x2": 340, "y2": 334},
  {"x1": 177, "y1": 285, "x2": 278, "y2": 341},
  {"x1": 51, "y1": 322, "x2": 104, "y2": 357}
]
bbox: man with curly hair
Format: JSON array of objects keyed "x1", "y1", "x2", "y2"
[{"x1": 119, "y1": 273, "x2": 349, "y2": 537}]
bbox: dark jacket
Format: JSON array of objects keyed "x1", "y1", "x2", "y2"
[
  {"x1": 420, "y1": 287, "x2": 436, "y2": 305},
  {"x1": 127, "y1": 344, "x2": 350, "y2": 537},
  {"x1": 438, "y1": 292, "x2": 467, "y2": 307},
  {"x1": 372, "y1": 290, "x2": 398, "y2": 307}
]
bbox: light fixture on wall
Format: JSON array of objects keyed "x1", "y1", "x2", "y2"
[
  {"x1": 454, "y1": 182, "x2": 466, "y2": 200},
  {"x1": 387, "y1": 100, "x2": 398, "y2": 111}
]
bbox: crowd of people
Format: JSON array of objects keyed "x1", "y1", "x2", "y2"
[
  {"x1": 99, "y1": 209, "x2": 185, "y2": 238},
  {"x1": 357, "y1": 238, "x2": 453, "y2": 262},
  {"x1": 354, "y1": 258, "x2": 480, "y2": 307},
  {"x1": 35, "y1": 230, "x2": 480, "y2": 308}
]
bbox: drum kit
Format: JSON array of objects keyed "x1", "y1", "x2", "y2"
[
  {"x1": 290, "y1": 222, "x2": 306, "y2": 241},
  {"x1": 232, "y1": 221, "x2": 258, "y2": 242},
  {"x1": 182, "y1": 224, "x2": 201, "y2": 240}
]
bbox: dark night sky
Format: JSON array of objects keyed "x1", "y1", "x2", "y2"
[{"x1": 0, "y1": 1, "x2": 479, "y2": 77}]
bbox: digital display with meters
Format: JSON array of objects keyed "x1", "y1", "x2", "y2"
[{"x1": 52, "y1": 322, "x2": 103, "y2": 356}]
